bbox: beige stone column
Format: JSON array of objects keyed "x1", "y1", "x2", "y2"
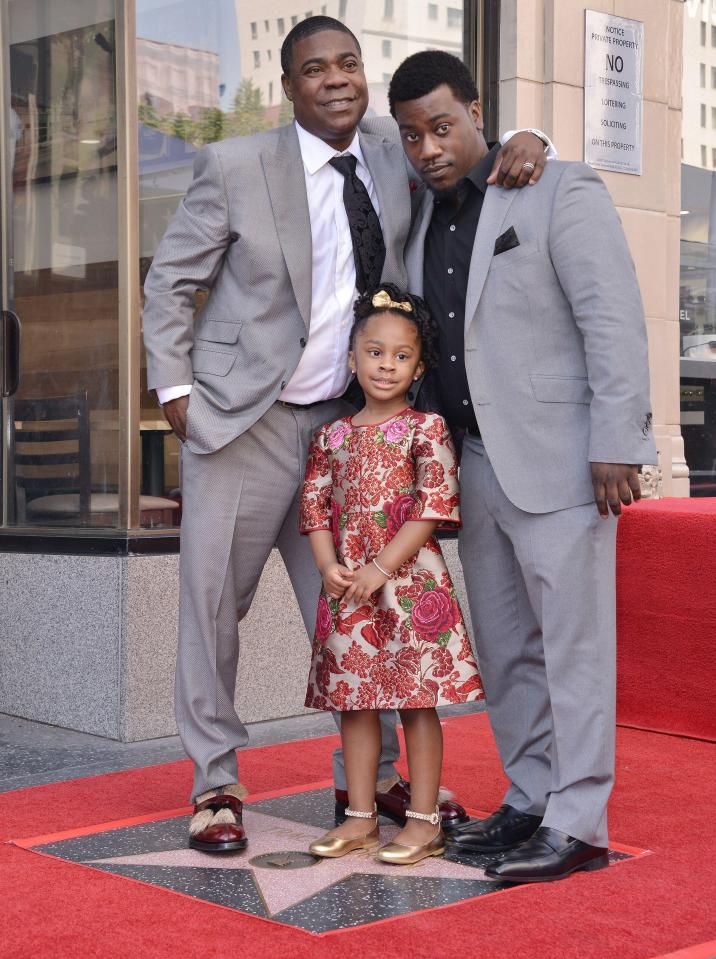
[{"x1": 497, "y1": 0, "x2": 688, "y2": 496}]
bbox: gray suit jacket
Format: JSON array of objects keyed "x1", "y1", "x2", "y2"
[
  {"x1": 143, "y1": 121, "x2": 411, "y2": 454},
  {"x1": 406, "y1": 160, "x2": 657, "y2": 514}
]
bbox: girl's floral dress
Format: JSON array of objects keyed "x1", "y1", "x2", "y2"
[{"x1": 300, "y1": 408, "x2": 483, "y2": 711}]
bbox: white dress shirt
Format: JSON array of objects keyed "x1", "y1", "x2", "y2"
[
  {"x1": 156, "y1": 126, "x2": 557, "y2": 406},
  {"x1": 280, "y1": 121, "x2": 380, "y2": 403}
]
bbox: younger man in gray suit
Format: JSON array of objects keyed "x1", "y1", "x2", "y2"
[
  {"x1": 390, "y1": 51, "x2": 657, "y2": 883},
  {"x1": 142, "y1": 18, "x2": 549, "y2": 851}
]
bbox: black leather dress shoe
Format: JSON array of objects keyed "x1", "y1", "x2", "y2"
[
  {"x1": 447, "y1": 804, "x2": 542, "y2": 853},
  {"x1": 484, "y1": 826, "x2": 609, "y2": 883}
]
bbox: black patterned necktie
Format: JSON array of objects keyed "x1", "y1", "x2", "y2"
[{"x1": 329, "y1": 154, "x2": 386, "y2": 294}]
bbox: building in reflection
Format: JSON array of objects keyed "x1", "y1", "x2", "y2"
[
  {"x1": 234, "y1": 0, "x2": 463, "y2": 112},
  {"x1": 680, "y1": 3, "x2": 716, "y2": 494},
  {"x1": 137, "y1": 38, "x2": 221, "y2": 118}
]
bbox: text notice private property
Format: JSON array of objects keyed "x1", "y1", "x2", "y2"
[{"x1": 584, "y1": 10, "x2": 644, "y2": 176}]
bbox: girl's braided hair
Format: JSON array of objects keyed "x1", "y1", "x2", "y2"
[{"x1": 349, "y1": 283, "x2": 440, "y2": 370}]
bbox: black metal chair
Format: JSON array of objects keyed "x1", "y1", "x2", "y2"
[
  {"x1": 11, "y1": 391, "x2": 92, "y2": 524},
  {"x1": 10, "y1": 391, "x2": 178, "y2": 526}
]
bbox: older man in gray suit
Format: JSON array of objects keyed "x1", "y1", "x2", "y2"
[
  {"x1": 391, "y1": 51, "x2": 657, "y2": 883},
  {"x1": 142, "y1": 18, "x2": 549, "y2": 851}
]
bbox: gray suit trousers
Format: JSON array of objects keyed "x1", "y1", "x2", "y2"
[
  {"x1": 458, "y1": 436, "x2": 617, "y2": 847},
  {"x1": 176, "y1": 400, "x2": 400, "y2": 801}
]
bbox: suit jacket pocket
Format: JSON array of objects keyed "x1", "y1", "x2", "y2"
[
  {"x1": 195, "y1": 319, "x2": 243, "y2": 345},
  {"x1": 490, "y1": 239, "x2": 540, "y2": 270},
  {"x1": 530, "y1": 374, "x2": 591, "y2": 404},
  {"x1": 191, "y1": 347, "x2": 237, "y2": 377}
]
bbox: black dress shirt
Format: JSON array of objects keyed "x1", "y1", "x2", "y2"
[{"x1": 422, "y1": 143, "x2": 500, "y2": 436}]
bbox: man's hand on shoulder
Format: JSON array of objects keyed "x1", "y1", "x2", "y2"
[
  {"x1": 163, "y1": 395, "x2": 189, "y2": 444},
  {"x1": 590, "y1": 462, "x2": 641, "y2": 518},
  {"x1": 489, "y1": 132, "x2": 547, "y2": 189}
]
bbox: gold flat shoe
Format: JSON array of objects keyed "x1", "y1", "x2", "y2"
[
  {"x1": 376, "y1": 829, "x2": 446, "y2": 865},
  {"x1": 309, "y1": 823, "x2": 380, "y2": 859}
]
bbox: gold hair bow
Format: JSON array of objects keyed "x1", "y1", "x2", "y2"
[{"x1": 371, "y1": 290, "x2": 413, "y2": 313}]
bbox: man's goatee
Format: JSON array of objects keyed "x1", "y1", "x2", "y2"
[{"x1": 428, "y1": 184, "x2": 459, "y2": 202}]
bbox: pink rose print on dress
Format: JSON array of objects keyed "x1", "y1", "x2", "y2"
[
  {"x1": 385, "y1": 493, "x2": 416, "y2": 536},
  {"x1": 315, "y1": 595, "x2": 334, "y2": 643},
  {"x1": 411, "y1": 587, "x2": 460, "y2": 641},
  {"x1": 328, "y1": 422, "x2": 352, "y2": 450},
  {"x1": 384, "y1": 418, "x2": 409, "y2": 444}
]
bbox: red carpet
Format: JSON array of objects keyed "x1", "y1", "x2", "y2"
[
  {"x1": 616, "y1": 498, "x2": 716, "y2": 742},
  {"x1": 653, "y1": 943, "x2": 716, "y2": 959},
  {"x1": 2, "y1": 713, "x2": 715, "y2": 959}
]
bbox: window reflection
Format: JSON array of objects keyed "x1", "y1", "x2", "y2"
[
  {"x1": 137, "y1": 0, "x2": 467, "y2": 511},
  {"x1": 681, "y1": 5, "x2": 716, "y2": 496},
  {"x1": 6, "y1": 0, "x2": 121, "y2": 527}
]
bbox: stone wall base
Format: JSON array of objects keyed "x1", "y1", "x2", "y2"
[{"x1": 0, "y1": 541, "x2": 470, "y2": 742}]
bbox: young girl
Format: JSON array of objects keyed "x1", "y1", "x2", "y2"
[{"x1": 299, "y1": 284, "x2": 483, "y2": 866}]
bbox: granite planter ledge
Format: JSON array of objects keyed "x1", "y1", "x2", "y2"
[{"x1": 0, "y1": 541, "x2": 471, "y2": 741}]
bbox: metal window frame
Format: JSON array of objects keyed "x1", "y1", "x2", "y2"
[
  {"x1": 0, "y1": 0, "x2": 11, "y2": 529},
  {"x1": 470, "y1": 0, "x2": 500, "y2": 144},
  {"x1": 117, "y1": 0, "x2": 141, "y2": 531}
]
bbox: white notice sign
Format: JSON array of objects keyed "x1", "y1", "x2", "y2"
[{"x1": 584, "y1": 10, "x2": 644, "y2": 176}]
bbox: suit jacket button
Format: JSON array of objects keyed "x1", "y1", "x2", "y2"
[
  {"x1": 281, "y1": 380, "x2": 287, "y2": 390},
  {"x1": 300, "y1": 337, "x2": 306, "y2": 348}
]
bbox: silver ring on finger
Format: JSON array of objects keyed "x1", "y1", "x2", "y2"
[{"x1": 522, "y1": 161, "x2": 536, "y2": 173}]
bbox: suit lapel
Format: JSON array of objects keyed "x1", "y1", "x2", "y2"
[
  {"x1": 260, "y1": 124, "x2": 312, "y2": 330},
  {"x1": 404, "y1": 188, "x2": 434, "y2": 297},
  {"x1": 464, "y1": 185, "x2": 520, "y2": 334}
]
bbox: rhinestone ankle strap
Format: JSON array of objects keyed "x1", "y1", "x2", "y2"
[
  {"x1": 405, "y1": 805, "x2": 440, "y2": 827},
  {"x1": 345, "y1": 804, "x2": 377, "y2": 819}
]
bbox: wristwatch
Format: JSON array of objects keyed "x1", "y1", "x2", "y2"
[{"x1": 522, "y1": 128, "x2": 552, "y2": 152}]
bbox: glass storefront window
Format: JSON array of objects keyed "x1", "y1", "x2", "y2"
[
  {"x1": 0, "y1": 0, "x2": 478, "y2": 542},
  {"x1": 136, "y1": 0, "x2": 469, "y2": 519},
  {"x1": 1, "y1": 0, "x2": 122, "y2": 527},
  {"x1": 682, "y1": 4, "x2": 716, "y2": 496}
]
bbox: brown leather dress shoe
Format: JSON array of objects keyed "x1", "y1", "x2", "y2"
[
  {"x1": 335, "y1": 779, "x2": 469, "y2": 831},
  {"x1": 188, "y1": 793, "x2": 247, "y2": 853}
]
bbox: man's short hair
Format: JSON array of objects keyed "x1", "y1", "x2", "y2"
[
  {"x1": 280, "y1": 16, "x2": 361, "y2": 76},
  {"x1": 388, "y1": 50, "x2": 479, "y2": 117}
]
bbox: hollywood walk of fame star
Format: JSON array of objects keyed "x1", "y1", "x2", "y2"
[{"x1": 91, "y1": 809, "x2": 495, "y2": 916}]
